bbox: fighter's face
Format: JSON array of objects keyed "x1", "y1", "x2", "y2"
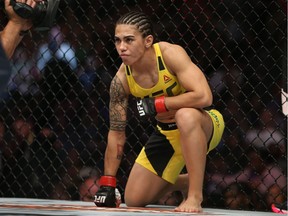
[{"x1": 114, "y1": 24, "x2": 146, "y2": 65}]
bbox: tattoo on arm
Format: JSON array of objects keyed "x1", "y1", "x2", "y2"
[
  {"x1": 109, "y1": 75, "x2": 128, "y2": 131},
  {"x1": 117, "y1": 144, "x2": 123, "y2": 160}
]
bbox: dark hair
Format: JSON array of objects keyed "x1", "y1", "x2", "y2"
[{"x1": 116, "y1": 11, "x2": 155, "y2": 38}]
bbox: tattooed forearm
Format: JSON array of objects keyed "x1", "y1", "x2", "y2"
[
  {"x1": 109, "y1": 75, "x2": 128, "y2": 131},
  {"x1": 117, "y1": 144, "x2": 124, "y2": 160},
  {"x1": 110, "y1": 120, "x2": 126, "y2": 131}
]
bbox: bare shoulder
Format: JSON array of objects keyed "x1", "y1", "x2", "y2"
[
  {"x1": 115, "y1": 63, "x2": 127, "y2": 81},
  {"x1": 158, "y1": 41, "x2": 192, "y2": 73},
  {"x1": 158, "y1": 41, "x2": 185, "y2": 53},
  {"x1": 110, "y1": 64, "x2": 130, "y2": 97}
]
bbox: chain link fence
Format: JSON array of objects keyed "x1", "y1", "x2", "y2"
[{"x1": 0, "y1": 0, "x2": 287, "y2": 211}]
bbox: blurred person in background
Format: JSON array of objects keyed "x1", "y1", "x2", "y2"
[
  {"x1": 0, "y1": 117, "x2": 35, "y2": 197},
  {"x1": 266, "y1": 184, "x2": 286, "y2": 210},
  {"x1": 0, "y1": 0, "x2": 37, "y2": 58},
  {"x1": 79, "y1": 177, "x2": 100, "y2": 201},
  {"x1": 0, "y1": 0, "x2": 40, "y2": 94},
  {"x1": 7, "y1": 46, "x2": 40, "y2": 96},
  {"x1": 245, "y1": 108, "x2": 286, "y2": 167},
  {"x1": 223, "y1": 182, "x2": 253, "y2": 210},
  {"x1": 210, "y1": 147, "x2": 287, "y2": 211},
  {"x1": 36, "y1": 25, "x2": 77, "y2": 73},
  {"x1": 78, "y1": 167, "x2": 100, "y2": 201}
]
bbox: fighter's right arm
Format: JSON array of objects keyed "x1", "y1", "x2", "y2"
[
  {"x1": 104, "y1": 70, "x2": 129, "y2": 176},
  {"x1": 94, "y1": 73, "x2": 128, "y2": 207}
]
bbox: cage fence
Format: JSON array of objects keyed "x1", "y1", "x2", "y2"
[{"x1": 0, "y1": 0, "x2": 286, "y2": 212}]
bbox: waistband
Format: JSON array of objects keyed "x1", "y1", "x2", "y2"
[{"x1": 157, "y1": 121, "x2": 178, "y2": 130}]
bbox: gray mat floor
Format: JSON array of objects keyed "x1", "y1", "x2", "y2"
[{"x1": 0, "y1": 198, "x2": 278, "y2": 216}]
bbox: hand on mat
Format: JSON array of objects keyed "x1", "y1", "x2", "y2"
[{"x1": 94, "y1": 176, "x2": 121, "y2": 207}]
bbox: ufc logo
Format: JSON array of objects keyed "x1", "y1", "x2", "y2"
[
  {"x1": 94, "y1": 195, "x2": 106, "y2": 203},
  {"x1": 137, "y1": 100, "x2": 145, "y2": 116}
]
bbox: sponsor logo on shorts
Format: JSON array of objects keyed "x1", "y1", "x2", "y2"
[
  {"x1": 168, "y1": 123, "x2": 177, "y2": 128},
  {"x1": 209, "y1": 111, "x2": 220, "y2": 128}
]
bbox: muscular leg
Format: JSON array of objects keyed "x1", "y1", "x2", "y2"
[
  {"x1": 124, "y1": 163, "x2": 171, "y2": 207},
  {"x1": 168, "y1": 173, "x2": 189, "y2": 193},
  {"x1": 174, "y1": 108, "x2": 213, "y2": 213},
  {"x1": 162, "y1": 173, "x2": 189, "y2": 205}
]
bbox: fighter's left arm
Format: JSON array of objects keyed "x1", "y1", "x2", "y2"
[{"x1": 162, "y1": 43, "x2": 213, "y2": 110}]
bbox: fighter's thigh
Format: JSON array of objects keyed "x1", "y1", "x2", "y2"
[{"x1": 124, "y1": 163, "x2": 171, "y2": 207}]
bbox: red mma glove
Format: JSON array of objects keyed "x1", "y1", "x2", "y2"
[
  {"x1": 137, "y1": 96, "x2": 167, "y2": 117},
  {"x1": 94, "y1": 176, "x2": 121, "y2": 207}
]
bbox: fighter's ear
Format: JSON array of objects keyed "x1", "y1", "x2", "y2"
[{"x1": 145, "y1": 35, "x2": 154, "y2": 48}]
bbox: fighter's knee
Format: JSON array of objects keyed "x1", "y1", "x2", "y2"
[
  {"x1": 124, "y1": 191, "x2": 145, "y2": 207},
  {"x1": 124, "y1": 198, "x2": 145, "y2": 207},
  {"x1": 125, "y1": 199, "x2": 138, "y2": 207},
  {"x1": 175, "y1": 108, "x2": 200, "y2": 128}
]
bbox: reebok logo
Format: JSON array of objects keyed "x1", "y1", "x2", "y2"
[{"x1": 164, "y1": 75, "x2": 171, "y2": 83}]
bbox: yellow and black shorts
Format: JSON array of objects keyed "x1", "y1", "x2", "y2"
[{"x1": 135, "y1": 109, "x2": 225, "y2": 184}]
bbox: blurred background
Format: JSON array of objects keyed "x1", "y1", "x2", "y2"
[{"x1": 0, "y1": 0, "x2": 286, "y2": 211}]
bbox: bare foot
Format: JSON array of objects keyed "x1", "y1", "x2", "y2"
[{"x1": 174, "y1": 196, "x2": 202, "y2": 213}]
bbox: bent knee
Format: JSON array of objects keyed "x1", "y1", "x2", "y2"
[
  {"x1": 175, "y1": 108, "x2": 202, "y2": 128},
  {"x1": 124, "y1": 192, "x2": 146, "y2": 207},
  {"x1": 124, "y1": 188, "x2": 149, "y2": 207}
]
